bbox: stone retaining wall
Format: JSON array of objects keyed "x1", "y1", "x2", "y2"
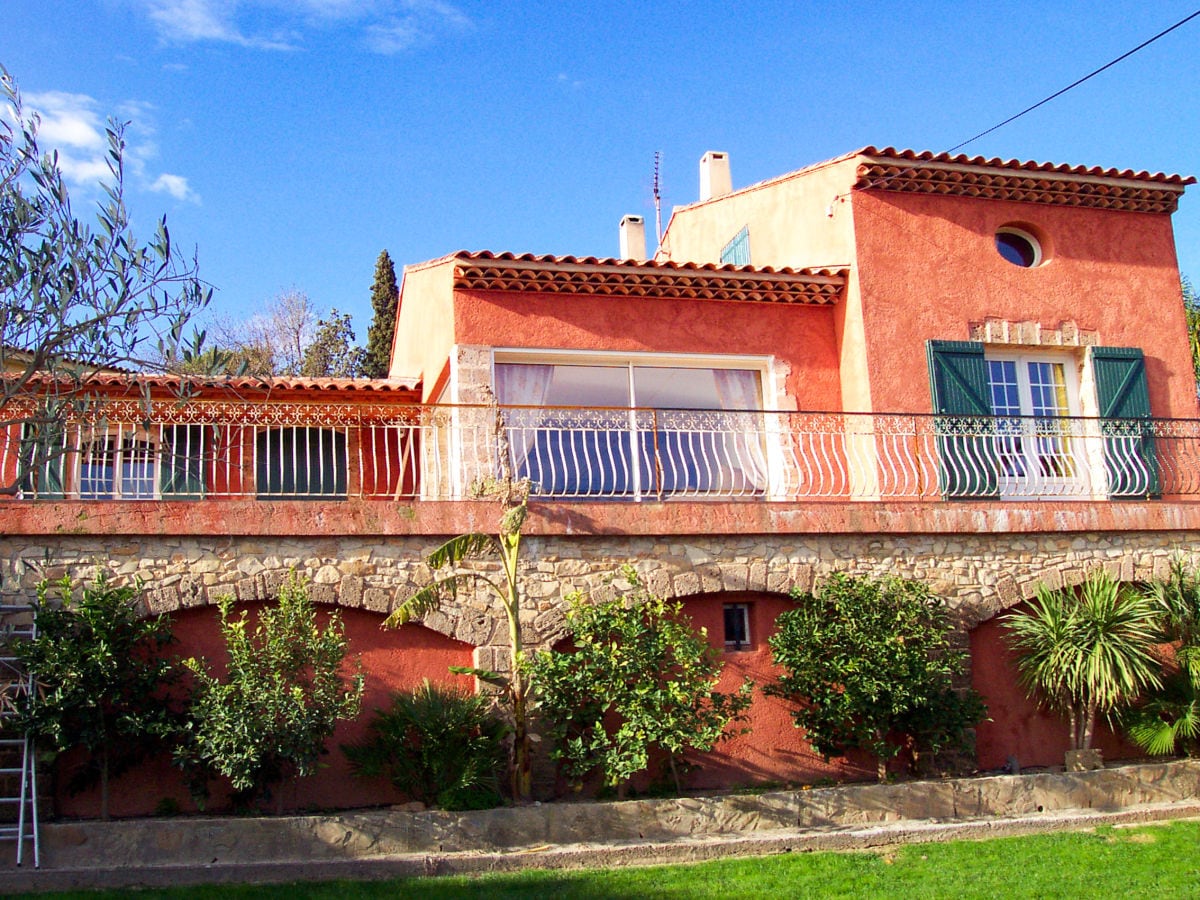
[
  {"x1": 2, "y1": 530, "x2": 1197, "y2": 665},
  {"x1": 34, "y1": 758, "x2": 1200, "y2": 869}
]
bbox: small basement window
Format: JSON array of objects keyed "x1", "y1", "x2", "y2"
[
  {"x1": 995, "y1": 226, "x2": 1042, "y2": 268},
  {"x1": 723, "y1": 603, "x2": 751, "y2": 650}
]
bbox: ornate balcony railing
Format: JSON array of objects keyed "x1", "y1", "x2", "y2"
[{"x1": 3, "y1": 399, "x2": 1199, "y2": 503}]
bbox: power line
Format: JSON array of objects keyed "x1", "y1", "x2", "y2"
[
  {"x1": 944, "y1": 7, "x2": 1200, "y2": 155},
  {"x1": 836, "y1": 8, "x2": 1200, "y2": 206}
]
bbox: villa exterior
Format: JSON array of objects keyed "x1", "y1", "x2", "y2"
[{"x1": 2, "y1": 146, "x2": 1199, "y2": 814}]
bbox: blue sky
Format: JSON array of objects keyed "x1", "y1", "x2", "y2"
[{"x1": 6, "y1": 1, "x2": 1200, "y2": 340}]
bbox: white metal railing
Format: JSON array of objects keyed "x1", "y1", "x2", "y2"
[{"x1": 2, "y1": 401, "x2": 1199, "y2": 503}]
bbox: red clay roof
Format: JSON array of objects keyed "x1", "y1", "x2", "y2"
[
  {"x1": 852, "y1": 146, "x2": 1193, "y2": 214},
  {"x1": 13, "y1": 371, "x2": 421, "y2": 396},
  {"x1": 855, "y1": 146, "x2": 1194, "y2": 186},
  {"x1": 442, "y1": 251, "x2": 847, "y2": 306}
]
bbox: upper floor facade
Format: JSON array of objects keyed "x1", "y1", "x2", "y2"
[{"x1": 3, "y1": 147, "x2": 1199, "y2": 539}]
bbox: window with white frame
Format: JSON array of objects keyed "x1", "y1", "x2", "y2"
[
  {"x1": 985, "y1": 352, "x2": 1082, "y2": 494},
  {"x1": 493, "y1": 354, "x2": 769, "y2": 498},
  {"x1": 78, "y1": 430, "x2": 158, "y2": 500}
]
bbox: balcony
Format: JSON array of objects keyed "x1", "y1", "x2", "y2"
[{"x1": 4, "y1": 398, "x2": 1199, "y2": 505}]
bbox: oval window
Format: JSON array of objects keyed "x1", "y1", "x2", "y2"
[{"x1": 995, "y1": 227, "x2": 1042, "y2": 268}]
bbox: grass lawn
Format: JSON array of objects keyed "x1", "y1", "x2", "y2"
[{"x1": 19, "y1": 819, "x2": 1200, "y2": 899}]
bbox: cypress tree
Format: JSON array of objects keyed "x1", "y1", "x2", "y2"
[{"x1": 362, "y1": 250, "x2": 399, "y2": 378}]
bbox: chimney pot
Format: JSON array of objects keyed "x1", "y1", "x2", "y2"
[
  {"x1": 699, "y1": 151, "x2": 732, "y2": 201},
  {"x1": 619, "y1": 214, "x2": 647, "y2": 261}
]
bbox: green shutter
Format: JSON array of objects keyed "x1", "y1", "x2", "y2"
[
  {"x1": 1092, "y1": 346, "x2": 1159, "y2": 498},
  {"x1": 719, "y1": 226, "x2": 750, "y2": 266},
  {"x1": 160, "y1": 425, "x2": 208, "y2": 499},
  {"x1": 927, "y1": 340, "x2": 998, "y2": 498}
]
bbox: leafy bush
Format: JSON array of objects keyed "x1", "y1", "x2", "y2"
[
  {"x1": 15, "y1": 571, "x2": 179, "y2": 819},
  {"x1": 1122, "y1": 560, "x2": 1200, "y2": 756},
  {"x1": 767, "y1": 573, "x2": 984, "y2": 782},
  {"x1": 177, "y1": 575, "x2": 364, "y2": 811},
  {"x1": 1006, "y1": 570, "x2": 1160, "y2": 752},
  {"x1": 343, "y1": 680, "x2": 506, "y2": 810},
  {"x1": 529, "y1": 570, "x2": 753, "y2": 795}
]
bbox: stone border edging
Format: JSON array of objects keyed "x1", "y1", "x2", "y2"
[{"x1": 3, "y1": 758, "x2": 1198, "y2": 893}]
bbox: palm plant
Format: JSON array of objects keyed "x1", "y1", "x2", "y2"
[
  {"x1": 1122, "y1": 560, "x2": 1200, "y2": 756},
  {"x1": 382, "y1": 397, "x2": 535, "y2": 801},
  {"x1": 1005, "y1": 570, "x2": 1161, "y2": 751}
]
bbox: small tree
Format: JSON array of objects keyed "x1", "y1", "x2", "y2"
[
  {"x1": 343, "y1": 679, "x2": 506, "y2": 810},
  {"x1": 529, "y1": 571, "x2": 753, "y2": 796},
  {"x1": 382, "y1": 474, "x2": 535, "y2": 801},
  {"x1": 300, "y1": 309, "x2": 364, "y2": 378},
  {"x1": 1184, "y1": 277, "x2": 1200, "y2": 397},
  {"x1": 361, "y1": 250, "x2": 398, "y2": 379},
  {"x1": 2, "y1": 68, "x2": 211, "y2": 492},
  {"x1": 178, "y1": 576, "x2": 364, "y2": 812},
  {"x1": 15, "y1": 572, "x2": 179, "y2": 819},
  {"x1": 767, "y1": 573, "x2": 984, "y2": 782},
  {"x1": 1005, "y1": 569, "x2": 1161, "y2": 753}
]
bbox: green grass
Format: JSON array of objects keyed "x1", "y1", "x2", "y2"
[{"x1": 20, "y1": 820, "x2": 1200, "y2": 899}]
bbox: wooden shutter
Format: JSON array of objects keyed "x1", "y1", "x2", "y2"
[
  {"x1": 160, "y1": 425, "x2": 208, "y2": 498},
  {"x1": 926, "y1": 340, "x2": 998, "y2": 498},
  {"x1": 1092, "y1": 346, "x2": 1159, "y2": 498}
]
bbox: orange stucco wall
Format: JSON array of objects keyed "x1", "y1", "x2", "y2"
[
  {"x1": 678, "y1": 593, "x2": 873, "y2": 789},
  {"x1": 55, "y1": 606, "x2": 475, "y2": 819},
  {"x1": 850, "y1": 190, "x2": 1199, "y2": 419},
  {"x1": 970, "y1": 612, "x2": 1139, "y2": 771},
  {"x1": 452, "y1": 290, "x2": 842, "y2": 411}
]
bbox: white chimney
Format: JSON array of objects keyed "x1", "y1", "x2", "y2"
[
  {"x1": 699, "y1": 151, "x2": 732, "y2": 201},
  {"x1": 619, "y1": 214, "x2": 647, "y2": 261}
]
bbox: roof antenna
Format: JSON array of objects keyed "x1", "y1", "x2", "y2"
[{"x1": 652, "y1": 151, "x2": 663, "y2": 245}]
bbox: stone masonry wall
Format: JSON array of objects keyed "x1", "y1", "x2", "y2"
[{"x1": 2, "y1": 530, "x2": 1197, "y2": 672}]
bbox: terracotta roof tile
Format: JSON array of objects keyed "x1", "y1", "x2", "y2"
[
  {"x1": 445, "y1": 251, "x2": 847, "y2": 306},
  {"x1": 852, "y1": 146, "x2": 1194, "y2": 214},
  {"x1": 14, "y1": 372, "x2": 421, "y2": 396}
]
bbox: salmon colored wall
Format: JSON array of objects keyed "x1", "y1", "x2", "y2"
[
  {"x1": 851, "y1": 191, "x2": 1199, "y2": 419},
  {"x1": 970, "y1": 613, "x2": 1139, "y2": 771},
  {"x1": 453, "y1": 291, "x2": 842, "y2": 411},
  {"x1": 392, "y1": 259, "x2": 457, "y2": 401},
  {"x1": 55, "y1": 605, "x2": 475, "y2": 818},
  {"x1": 677, "y1": 593, "x2": 873, "y2": 789}
]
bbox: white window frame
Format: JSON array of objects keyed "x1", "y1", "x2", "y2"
[
  {"x1": 75, "y1": 425, "x2": 160, "y2": 500},
  {"x1": 491, "y1": 349, "x2": 777, "y2": 500},
  {"x1": 984, "y1": 350, "x2": 1088, "y2": 498}
]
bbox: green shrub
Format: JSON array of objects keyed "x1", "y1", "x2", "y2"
[
  {"x1": 767, "y1": 573, "x2": 984, "y2": 782},
  {"x1": 529, "y1": 570, "x2": 753, "y2": 795},
  {"x1": 177, "y1": 575, "x2": 364, "y2": 812},
  {"x1": 15, "y1": 571, "x2": 180, "y2": 819},
  {"x1": 1121, "y1": 560, "x2": 1200, "y2": 756},
  {"x1": 343, "y1": 680, "x2": 506, "y2": 810}
]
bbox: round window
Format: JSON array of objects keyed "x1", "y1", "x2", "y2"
[{"x1": 995, "y1": 227, "x2": 1042, "y2": 268}]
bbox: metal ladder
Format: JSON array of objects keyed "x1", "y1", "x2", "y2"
[{"x1": 0, "y1": 604, "x2": 38, "y2": 867}]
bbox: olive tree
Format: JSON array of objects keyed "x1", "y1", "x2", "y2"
[{"x1": 1, "y1": 67, "x2": 211, "y2": 492}]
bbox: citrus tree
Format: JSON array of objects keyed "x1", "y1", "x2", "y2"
[
  {"x1": 768, "y1": 573, "x2": 984, "y2": 782},
  {"x1": 529, "y1": 570, "x2": 752, "y2": 796}
]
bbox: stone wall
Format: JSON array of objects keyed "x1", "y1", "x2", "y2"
[{"x1": 3, "y1": 529, "x2": 1197, "y2": 669}]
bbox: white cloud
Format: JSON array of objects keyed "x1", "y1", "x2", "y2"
[
  {"x1": 130, "y1": 0, "x2": 470, "y2": 53},
  {"x1": 150, "y1": 173, "x2": 200, "y2": 202},
  {"x1": 20, "y1": 89, "x2": 199, "y2": 204},
  {"x1": 22, "y1": 91, "x2": 107, "y2": 151}
]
